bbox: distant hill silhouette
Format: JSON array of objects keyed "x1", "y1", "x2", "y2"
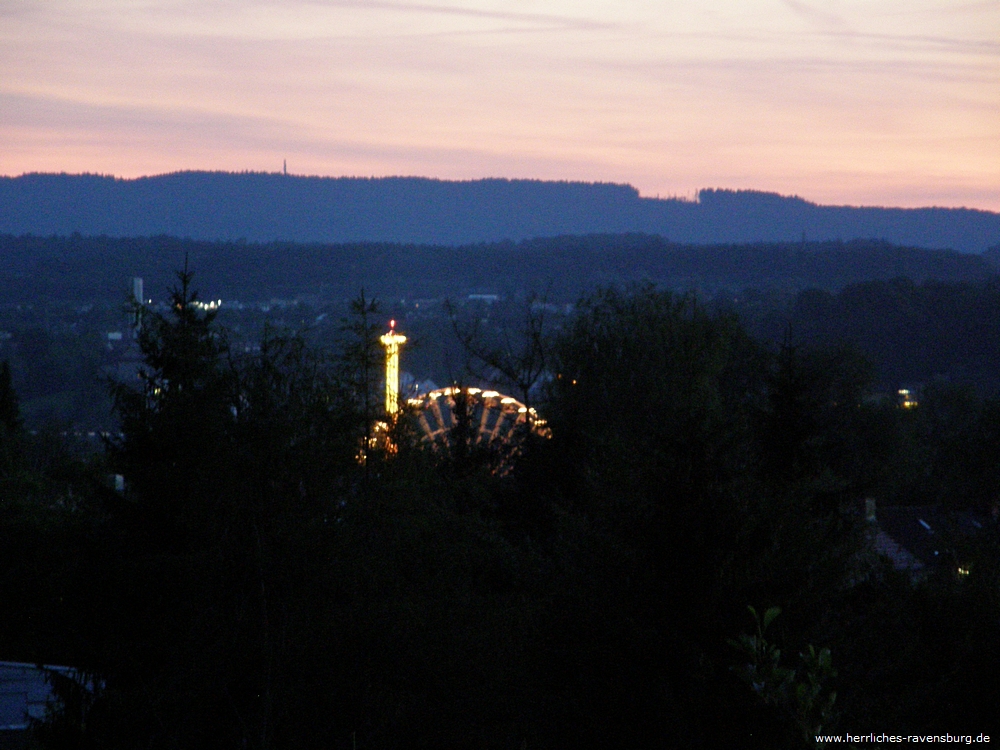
[{"x1": 1, "y1": 172, "x2": 998, "y2": 252}]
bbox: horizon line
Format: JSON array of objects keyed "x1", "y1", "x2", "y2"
[{"x1": 2, "y1": 170, "x2": 997, "y2": 215}]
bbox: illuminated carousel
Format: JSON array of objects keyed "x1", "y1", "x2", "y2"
[{"x1": 379, "y1": 320, "x2": 549, "y2": 468}]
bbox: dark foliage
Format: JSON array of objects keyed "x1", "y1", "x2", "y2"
[
  {"x1": 0, "y1": 233, "x2": 993, "y2": 305},
  {"x1": 1, "y1": 281, "x2": 998, "y2": 749}
]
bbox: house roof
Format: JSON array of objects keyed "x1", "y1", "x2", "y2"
[
  {"x1": 874, "y1": 505, "x2": 986, "y2": 573},
  {"x1": 876, "y1": 505, "x2": 946, "y2": 569},
  {"x1": 0, "y1": 661, "x2": 74, "y2": 732}
]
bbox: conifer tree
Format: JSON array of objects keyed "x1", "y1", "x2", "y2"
[
  {"x1": 0, "y1": 360, "x2": 20, "y2": 437},
  {"x1": 0, "y1": 360, "x2": 22, "y2": 479}
]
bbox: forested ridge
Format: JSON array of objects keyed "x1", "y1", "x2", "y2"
[
  {"x1": 2, "y1": 276, "x2": 999, "y2": 748},
  {"x1": 3, "y1": 173, "x2": 998, "y2": 250},
  {"x1": 0, "y1": 233, "x2": 994, "y2": 303}
]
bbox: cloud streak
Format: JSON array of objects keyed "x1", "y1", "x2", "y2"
[
  {"x1": 780, "y1": 0, "x2": 854, "y2": 34},
  {"x1": 321, "y1": 0, "x2": 615, "y2": 30},
  {"x1": 1, "y1": 0, "x2": 997, "y2": 209}
]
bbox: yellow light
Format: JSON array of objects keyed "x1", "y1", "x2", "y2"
[
  {"x1": 958, "y1": 566, "x2": 970, "y2": 576},
  {"x1": 380, "y1": 322, "x2": 407, "y2": 415}
]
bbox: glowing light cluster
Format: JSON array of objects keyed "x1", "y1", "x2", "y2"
[
  {"x1": 380, "y1": 320, "x2": 407, "y2": 415},
  {"x1": 189, "y1": 299, "x2": 222, "y2": 311},
  {"x1": 409, "y1": 386, "x2": 550, "y2": 448},
  {"x1": 379, "y1": 320, "x2": 550, "y2": 474}
]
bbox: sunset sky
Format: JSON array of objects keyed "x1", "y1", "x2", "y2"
[{"x1": 2, "y1": 0, "x2": 998, "y2": 210}]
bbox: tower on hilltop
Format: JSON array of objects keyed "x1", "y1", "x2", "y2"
[{"x1": 380, "y1": 320, "x2": 407, "y2": 415}]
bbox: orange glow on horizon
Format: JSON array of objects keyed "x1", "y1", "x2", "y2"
[{"x1": 1, "y1": 1, "x2": 997, "y2": 211}]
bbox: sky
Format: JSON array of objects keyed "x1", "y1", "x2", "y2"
[{"x1": 1, "y1": 0, "x2": 998, "y2": 210}]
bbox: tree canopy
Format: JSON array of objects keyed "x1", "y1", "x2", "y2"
[{"x1": 1, "y1": 280, "x2": 998, "y2": 748}]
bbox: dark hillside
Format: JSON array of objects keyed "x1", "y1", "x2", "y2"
[
  {"x1": 2, "y1": 172, "x2": 998, "y2": 251},
  {"x1": 0, "y1": 234, "x2": 993, "y2": 304},
  {"x1": 750, "y1": 277, "x2": 1000, "y2": 395}
]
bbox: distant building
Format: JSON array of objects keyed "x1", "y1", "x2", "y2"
[
  {"x1": 401, "y1": 374, "x2": 438, "y2": 398},
  {"x1": 868, "y1": 501, "x2": 983, "y2": 583},
  {"x1": 131, "y1": 277, "x2": 144, "y2": 335}
]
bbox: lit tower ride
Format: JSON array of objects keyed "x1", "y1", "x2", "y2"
[{"x1": 380, "y1": 320, "x2": 407, "y2": 415}]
